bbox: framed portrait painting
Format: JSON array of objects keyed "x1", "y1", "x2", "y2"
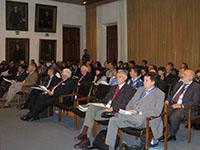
[
  {"x1": 35, "y1": 4, "x2": 57, "y2": 32},
  {"x1": 39, "y1": 40, "x2": 56, "y2": 62},
  {"x1": 6, "y1": 1, "x2": 28, "y2": 31},
  {"x1": 6, "y1": 38, "x2": 29, "y2": 63}
]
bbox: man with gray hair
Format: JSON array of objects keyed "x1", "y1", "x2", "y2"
[
  {"x1": 21, "y1": 68, "x2": 75, "y2": 121},
  {"x1": 74, "y1": 69, "x2": 136, "y2": 149}
]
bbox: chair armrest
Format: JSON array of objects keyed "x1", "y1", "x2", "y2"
[
  {"x1": 190, "y1": 104, "x2": 200, "y2": 110},
  {"x1": 188, "y1": 104, "x2": 200, "y2": 121},
  {"x1": 74, "y1": 96, "x2": 94, "y2": 105},
  {"x1": 146, "y1": 103, "x2": 168, "y2": 121},
  {"x1": 59, "y1": 93, "x2": 78, "y2": 103}
]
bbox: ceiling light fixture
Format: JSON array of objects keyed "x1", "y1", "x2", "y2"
[{"x1": 83, "y1": 1, "x2": 87, "y2": 5}]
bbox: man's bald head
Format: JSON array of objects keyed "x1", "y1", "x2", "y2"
[
  {"x1": 80, "y1": 65, "x2": 88, "y2": 75},
  {"x1": 182, "y1": 69, "x2": 195, "y2": 83}
]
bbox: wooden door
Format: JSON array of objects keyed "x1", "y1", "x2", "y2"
[
  {"x1": 63, "y1": 27, "x2": 80, "y2": 63},
  {"x1": 107, "y1": 25, "x2": 118, "y2": 63}
]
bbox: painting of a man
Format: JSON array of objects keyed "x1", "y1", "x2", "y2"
[
  {"x1": 6, "y1": 39, "x2": 29, "y2": 64},
  {"x1": 35, "y1": 4, "x2": 57, "y2": 32},
  {"x1": 39, "y1": 10, "x2": 53, "y2": 29},
  {"x1": 40, "y1": 40, "x2": 56, "y2": 62},
  {"x1": 13, "y1": 44, "x2": 24, "y2": 63},
  {"x1": 6, "y1": 1, "x2": 28, "y2": 31}
]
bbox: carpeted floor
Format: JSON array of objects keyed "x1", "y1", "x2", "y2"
[{"x1": 0, "y1": 108, "x2": 200, "y2": 150}]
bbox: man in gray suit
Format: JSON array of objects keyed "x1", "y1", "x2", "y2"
[{"x1": 105, "y1": 72, "x2": 165, "y2": 149}]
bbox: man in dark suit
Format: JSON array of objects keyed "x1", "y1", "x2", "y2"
[
  {"x1": 164, "y1": 62, "x2": 179, "y2": 90},
  {"x1": 21, "y1": 68, "x2": 75, "y2": 121},
  {"x1": 21, "y1": 67, "x2": 61, "y2": 110},
  {"x1": 77, "y1": 65, "x2": 93, "y2": 96},
  {"x1": 165, "y1": 69, "x2": 200, "y2": 141},
  {"x1": 74, "y1": 70, "x2": 136, "y2": 149}
]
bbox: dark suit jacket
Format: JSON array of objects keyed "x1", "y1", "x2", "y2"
[
  {"x1": 24, "y1": 76, "x2": 61, "y2": 109},
  {"x1": 52, "y1": 77, "x2": 75, "y2": 97},
  {"x1": 167, "y1": 81, "x2": 200, "y2": 112},
  {"x1": 78, "y1": 73, "x2": 93, "y2": 96},
  {"x1": 15, "y1": 71, "x2": 28, "y2": 81},
  {"x1": 100, "y1": 84, "x2": 136, "y2": 112},
  {"x1": 164, "y1": 73, "x2": 179, "y2": 88},
  {"x1": 43, "y1": 76, "x2": 61, "y2": 90}
]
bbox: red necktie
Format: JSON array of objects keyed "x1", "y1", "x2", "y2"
[
  {"x1": 112, "y1": 86, "x2": 120, "y2": 101},
  {"x1": 51, "y1": 80, "x2": 63, "y2": 92}
]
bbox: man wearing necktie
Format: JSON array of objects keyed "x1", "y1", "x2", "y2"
[
  {"x1": 20, "y1": 67, "x2": 61, "y2": 110},
  {"x1": 74, "y1": 70, "x2": 136, "y2": 149},
  {"x1": 21, "y1": 68, "x2": 75, "y2": 121},
  {"x1": 105, "y1": 72, "x2": 165, "y2": 149},
  {"x1": 165, "y1": 69, "x2": 200, "y2": 141},
  {"x1": 77, "y1": 65, "x2": 93, "y2": 96}
]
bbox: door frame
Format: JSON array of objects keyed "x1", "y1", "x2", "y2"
[
  {"x1": 106, "y1": 23, "x2": 118, "y2": 63},
  {"x1": 62, "y1": 25, "x2": 83, "y2": 62}
]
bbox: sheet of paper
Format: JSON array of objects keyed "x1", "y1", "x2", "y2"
[
  {"x1": 89, "y1": 103, "x2": 106, "y2": 108},
  {"x1": 31, "y1": 86, "x2": 48, "y2": 92},
  {"x1": 77, "y1": 104, "x2": 89, "y2": 112},
  {"x1": 3, "y1": 78, "x2": 15, "y2": 84},
  {"x1": 119, "y1": 109, "x2": 137, "y2": 115}
]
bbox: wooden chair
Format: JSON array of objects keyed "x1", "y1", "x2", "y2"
[
  {"x1": 92, "y1": 104, "x2": 168, "y2": 150},
  {"x1": 166, "y1": 103, "x2": 200, "y2": 143},
  {"x1": 57, "y1": 83, "x2": 94, "y2": 128},
  {"x1": 72, "y1": 84, "x2": 111, "y2": 128},
  {"x1": 117, "y1": 104, "x2": 168, "y2": 150},
  {"x1": 186, "y1": 104, "x2": 200, "y2": 143}
]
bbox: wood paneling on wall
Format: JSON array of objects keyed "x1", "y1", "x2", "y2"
[
  {"x1": 86, "y1": 5, "x2": 97, "y2": 60},
  {"x1": 127, "y1": 0, "x2": 200, "y2": 69}
]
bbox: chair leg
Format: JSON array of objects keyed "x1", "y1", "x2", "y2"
[
  {"x1": 164, "y1": 104, "x2": 168, "y2": 150},
  {"x1": 118, "y1": 129, "x2": 123, "y2": 145},
  {"x1": 58, "y1": 108, "x2": 64, "y2": 122},
  {"x1": 74, "y1": 114, "x2": 80, "y2": 129},
  {"x1": 145, "y1": 128, "x2": 149, "y2": 150},
  {"x1": 188, "y1": 120, "x2": 191, "y2": 143},
  {"x1": 188, "y1": 108, "x2": 192, "y2": 143},
  {"x1": 47, "y1": 106, "x2": 51, "y2": 117},
  {"x1": 92, "y1": 121, "x2": 98, "y2": 137}
]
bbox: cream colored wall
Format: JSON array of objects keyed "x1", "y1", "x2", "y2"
[
  {"x1": 96, "y1": 0, "x2": 127, "y2": 63},
  {"x1": 0, "y1": 0, "x2": 86, "y2": 63}
]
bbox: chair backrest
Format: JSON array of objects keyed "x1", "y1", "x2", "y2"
[
  {"x1": 77, "y1": 82, "x2": 93, "y2": 97},
  {"x1": 95, "y1": 84, "x2": 111, "y2": 100}
]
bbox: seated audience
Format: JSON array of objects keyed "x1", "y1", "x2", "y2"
[
  {"x1": 157, "y1": 66, "x2": 169, "y2": 94},
  {"x1": 108, "y1": 68, "x2": 118, "y2": 86},
  {"x1": 20, "y1": 67, "x2": 61, "y2": 110},
  {"x1": 2, "y1": 64, "x2": 38, "y2": 107},
  {"x1": 77, "y1": 65, "x2": 93, "y2": 96},
  {"x1": 105, "y1": 62, "x2": 115, "y2": 79},
  {"x1": 0, "y1": 65, "x2": 28, "y2": 98},
  {"x1": 127, "y1": 67, "x2": 143, "y2": 89},
  {"x1": 165, "y1": 69, "x2": 200, "y2": 141},
  {"x1": 105, "y1": 72, "x2": 165, "y2": 149},
  {"x1": 165, "y1": 62, "x2": 179, "y2": 90},
  {"x1": 73, "y1": 70, "x2": 136, "y2": 149},
  {"x1": 93, "y1": 68, "x2": 108, "y2": 85},
  {"x1": 20, "y1": 68, "x2": 75, "y2": 121},
  {"x1": 180, "y1": 62, "x2": 189, "y2": 70}
]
